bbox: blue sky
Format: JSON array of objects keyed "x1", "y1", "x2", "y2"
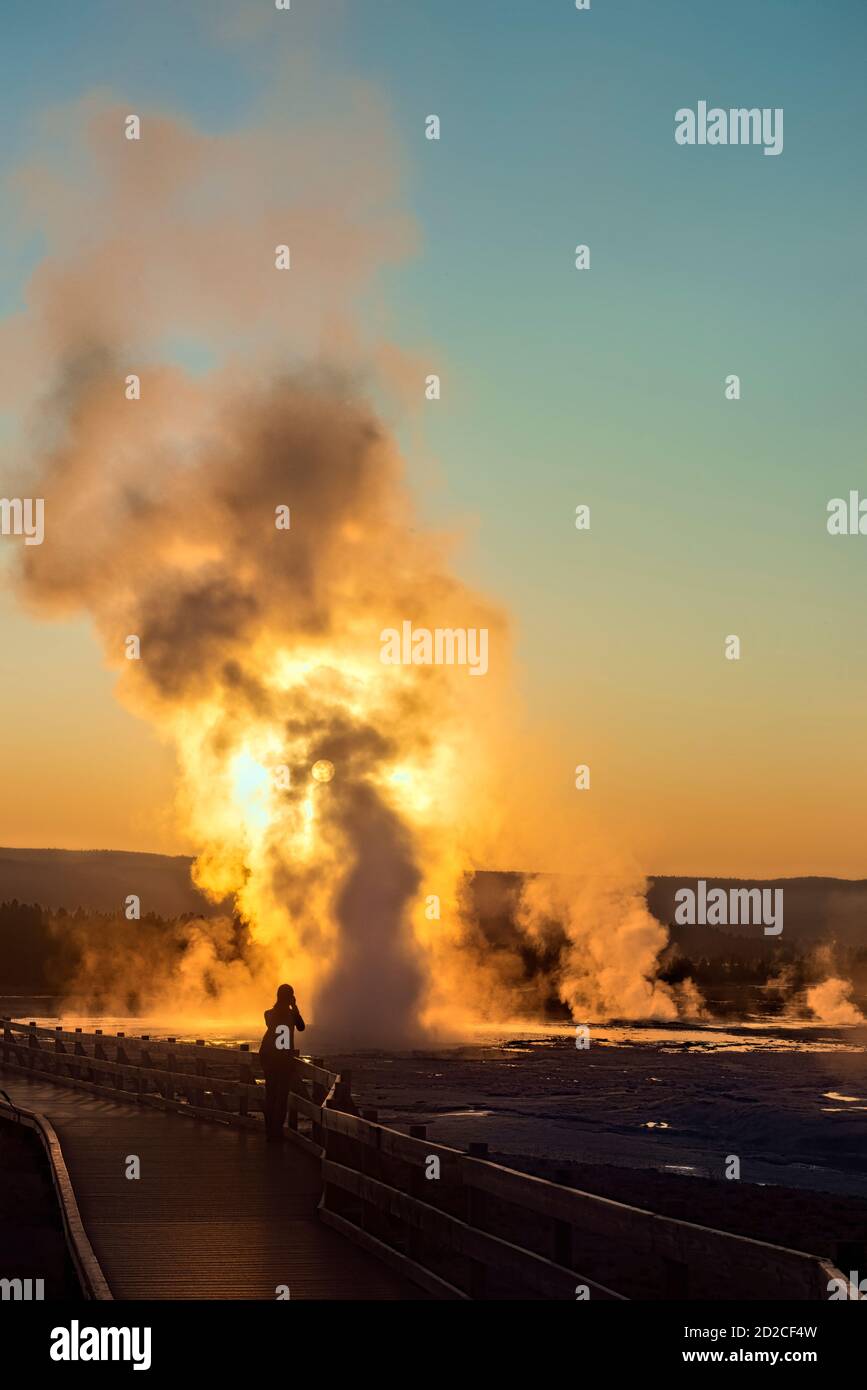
[{"x1": 1, "y1": 0, "x2": 866, "y2": 872}]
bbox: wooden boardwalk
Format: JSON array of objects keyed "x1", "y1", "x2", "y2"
[
  {"x1": 0, "y1": 1068, "x2": 422, "y2": 1300},
  {"x1": 2, "y1": 1023, "x2": 853, "y2": 1301}
]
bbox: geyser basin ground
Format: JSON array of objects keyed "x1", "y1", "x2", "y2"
[{"x1": 9, "y1": 1002, "x2": 866, "y2": 1203}]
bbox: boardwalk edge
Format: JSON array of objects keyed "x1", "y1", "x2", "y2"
[{"x1": 0, "y1": 1090, "x2": 113, "y2": 1301}]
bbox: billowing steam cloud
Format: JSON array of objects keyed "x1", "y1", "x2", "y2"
[
  {"x1": 806, "y1": 978, "x2": 864, "y2": 1025},
  {"x1": 18, "y1": 358, "x2": 506, "y2": 1042},
  {"x1": 804, "y1": 948, "x2": 865, "y2": 1024},
  {"x1": 7, "y1": 87, "x2": 686, "y2": 1041},
  {"x1": 516, "y1": 874, "x2": 702, "y2": 1021},
  {"x1": 7, "y1": 92, "x2": 510, "y2": 1043}
]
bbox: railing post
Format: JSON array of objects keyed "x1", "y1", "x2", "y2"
[
  {"x1": 238, "y1": 1044, "x2": 252, "y2": 1117},
  {"x1": 54, "y1": 1026, "x2": 67, "y2": 1080},
  {"x1": 115, "y1": 1034, "x2": 129, "y2": 1092},
  {"x1": 464, "y1": 1145, "x2": 489, "y2": 1298},
  {"x1": 162, "y1": 1038, "x2": 177, "y2": 1102},
  {"x1": 338, "y1": 1068, "x2": 356, "y2": 1114},
  {"x1": 195, "y1": 1041, "x2": 207, "y2": 1108},
  {"x1": 73, "y1": 1030, "x2": 88, "y2": 1083},
  {"x1": 311, "y1": 1057, "x2": 326, "y2": 1147},
  {"x1": 324, "y1": 1068, "x2": 356, "y2": 1115},
  {"x1": 139, "y1": 1040, "x2": 155, "y2": 1096},
  {"x1": 94, "y1": 1030, "x2": 106, "y2": 1084}
]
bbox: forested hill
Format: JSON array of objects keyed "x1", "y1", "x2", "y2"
[
  {"x1": 1, "y1": 851, "x2": 865, "y2": 950},
  {"x1": 0, "y1": 848, "x2": 211, "y2": 917}
]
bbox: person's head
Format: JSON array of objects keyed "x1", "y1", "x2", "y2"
[{"x1": 276, "y1": 983, "x2": 296, "y2": 1005}]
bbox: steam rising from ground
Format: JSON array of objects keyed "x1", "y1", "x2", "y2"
[
  {"x1": 806, "y1": 978, "x2": 864, "y2": 1024},
  {"x1": 794, "y1": 946, "x2": 865, "y2": 1024},
  {"x1": 516, "y1": 875, "x2": 702, "y2": 1021},
  {"x1": 7, "y1": 88, "x2": 690, "y2": 1040}
]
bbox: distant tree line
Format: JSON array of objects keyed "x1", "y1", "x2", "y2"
[
  {"x1": 0, "y1": 900, "x2": 206, "y2": 996},
  {"x1": 658, "y1": 940, "x2": 867, "y2": 990},
  {"x1": 3, "y1": 897, "x2": 865, "y2": 1006},
  {"x1": 0, "y1": 900, "x2": 57, "y2": 990}
]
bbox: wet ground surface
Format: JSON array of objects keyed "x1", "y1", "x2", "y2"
[
  {"x1": 331, "y1": 1023, "x2": 867, "y2": 1201},
  {"x1": 327, "y1": 1024, "x2": 867, "y2": 1268}
]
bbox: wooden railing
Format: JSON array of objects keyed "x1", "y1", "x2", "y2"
[
  {"x1": 0, "y1": 1087, "x2": 112, "y2": 1300},
  {"x1": 0, "y1": 1017, "x2": 351, "y2": 1157},
  {"x1": 317, "y1": 1108, "x2": 852, "y2": 1302},
  {"x1": 1, "y1": 1016, "x2": 855, "y2": 1302}
]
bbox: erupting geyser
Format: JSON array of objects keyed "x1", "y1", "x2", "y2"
[{"x1": 8, "y1": 89, "x2": 692, "y2": 1041}]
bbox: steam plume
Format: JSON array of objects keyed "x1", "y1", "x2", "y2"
[
  {"x1": 10, "y1": 95, "x2": 508, "y2": 1042},
  {"x1": 8, "y1": 89, "x2": 686, "y2": 1041}
]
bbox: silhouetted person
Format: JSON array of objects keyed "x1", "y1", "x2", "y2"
[{"x1": 260, "y1": 983, "x2": 306, "y2": 1142}]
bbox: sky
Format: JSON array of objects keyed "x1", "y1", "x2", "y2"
[{"x1": 1, "y1": 0, "x2": 865, "y2": 876}]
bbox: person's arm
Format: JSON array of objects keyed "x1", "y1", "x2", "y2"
[{"x1": 293, "y1": 1005, "x2": 306, "y2": 1033}]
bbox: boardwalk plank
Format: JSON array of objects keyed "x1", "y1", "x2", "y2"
[{"x1": 0, "y1": 1068, "x2": 423, "y2": 1300}]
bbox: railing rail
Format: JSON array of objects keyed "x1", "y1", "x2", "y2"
[
  {"x1": 317, "y1": 1108, "x2": 856, "y2": 1303},
  {"x1": 0, "y1": 1017, "x2": 349, "y2": 1157},
  {"x1": 0, "y1": 1088, "x2": 112, "y2": 1299}
]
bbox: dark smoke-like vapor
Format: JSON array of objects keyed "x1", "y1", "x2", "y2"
[{"x1": 9, "y1": 95, "x2": 507, "y2": 1043}]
